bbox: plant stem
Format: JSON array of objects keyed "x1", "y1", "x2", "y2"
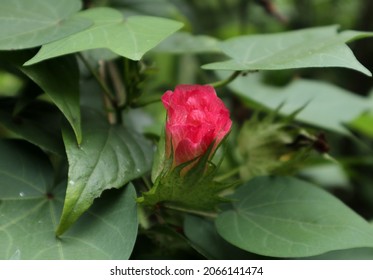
[
  {"x1": 98, "y1": 60, "x2": 116, "y2": 124},
  {"x1": 77, "y1": 53, "x2": 116, "y2": 101},
  {"x1": 209, "y1": 71, "x2": 242, "y2": 88},
  {"x1": 163, "y1": 204, "x2": 217, "y2": 219},
  {"x1": 142, "y1": 176, "x2": 152, "y2": 190},
  {"x1": 107, "y1": 61, "x2": 126, "y2": 107},
  {"x1": 137, "y1": 205, "x2": 150, "y2": 230}
]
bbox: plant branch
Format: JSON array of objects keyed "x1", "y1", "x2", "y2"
[
  {"x1": 163, "y1": 204, "x2": 218, "y2": 219},
  {"x1": 137, "y1": 205, "x2": 151, "y2": 230},
  {"x1": 209, "y1": 71, "x2": 242, "y2": 88},
  {"x1": 142, "y1": 176, "x2": 152, "y2": 191},
  {"x1": 77, "y1": 53, "x2": 116, "y2": 101},
  {"x1": 107, "y1": 61, "x2": 126, "y2": 107},
  {"x1": 98, "y1": 60, "x2": 116, "y2": 124}
]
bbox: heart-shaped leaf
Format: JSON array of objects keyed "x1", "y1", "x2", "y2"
[
  {"x1": 0, "y1": 0, "x2": 91, "y2": 50},
  {"x1": 216, "y1": 176, "x2": 373, "y2": 258},
  {"x1": 224, "y1": 73, "x2": 370, "y2": 134},
  {"x1": 0, "y1": 140, "x2": 138, "y2": 260},
  {"x1": 25, "y1": 7, "x2": 183, "y2": 65},
  {"x1": 112, "y1": 0, "x2": 185, "y2": 18},
  {"x1": 300, "y1": 248, "x2": 373, "y2": 260},
  {"x1": 203, "y1": 26, "x2": 373, "y2": 76},
  {"x1": 0, "y1": 51, "x2": 82, "y2": 144},
  {"x1": 154, "y1": 32, "x2": 220, "y2": 54},
  {"x1": 57, "y1": 108, "x2": 153, "y2": 235},
  {"x1": 0, "y1": 99, "x2": 64, "y2": 155},
  {"x1": 184, "y1": 215, "x2": 259, "y2": 259},
  {"x1": 21, "y1": 55, "x2": 82, "y2": 144}
]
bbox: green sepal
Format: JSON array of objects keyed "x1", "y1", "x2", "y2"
[
  {"x1": 237, "y1": 108, "x2": 313, "y2": 180},
  {"x1": 151, "y1": 127, "x2": 168, "y2": 183},
  {"x1": 139, "y1": 138, "x2": 234, "y2": 211}
]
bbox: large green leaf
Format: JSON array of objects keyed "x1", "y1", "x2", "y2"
[
  {"x1": 0, "y1": 99, "x2": 64, "y2": 155},
  {"x1": 216, "y1": 176, "x2": 373, "y2": 258},
  {"x1": 225, "y1": 73, "x2": 369, "y2": 134},
  {"x1": 57, "y1": 108, "x2": 153, "y2": 235},
  {"x1": 21, "y1": 55, "x2": 82, "y2": 144},
  {"x1": 184, "y1": 215, "x2": 259, "y2": 259},
  {"x1": 0, "y1": 140, "x2": 138, "y2": 259},
  {"x1": 111, "y1": 0, "x2": 185, "y2": 19},
  {"x1": 301, "y1": 248, "x2": 373, "y2": 260},
  {"x1": 0, "y1": 0, "x2": 91, "y2": 50},
  {"x1": 154, "y1": 32, "x2": 220, "y2": 54},
  {"x1": 203, "y1": 26, "x2": 373, "y2": 76},
  {"x1": 25, "y1": 7, "x2": 183, "y2": 65},
  {"x1": 0, "y1": 51, "x2": 82, "y2": 144},
  {"x1": 349, "y1": 113, "x2": 373, "y2": 137}
]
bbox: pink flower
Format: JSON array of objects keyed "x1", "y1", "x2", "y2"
[{"x1": 162, "y1": 84, "x2": 232, "y2": 167}]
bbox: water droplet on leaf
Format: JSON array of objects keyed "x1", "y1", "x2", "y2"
[{"x1": 10, "y1": 249, "x2": 21, "y2": 260}]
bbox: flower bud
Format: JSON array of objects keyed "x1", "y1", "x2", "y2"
[{"x1": 162, "y1": 84, "x2": 232, "y2": 168}]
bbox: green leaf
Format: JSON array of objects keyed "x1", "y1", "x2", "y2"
[
  {"x1": 184, "y1": 215, "x2": 260, "y2": 259},
  {"x1": 300, "y1": 163, "x2": 350, "y2": 190},
  {"x1": 57, "y1": 108, "x2": 153, "y2": 235},
  {"x1": 301, "y1": 248, "x2": 373, "y2": 260},
  {"x1": 112, "y1": 0, "x2": 185, "y2": 19},
  {"x1": 0, "y1": 51, "x2": 82, "y2": 144},
  {"x1": 203, "y1": 25, "x2": 373, "y2": 76},
  {"x1": 0, "y1": 99, "x2": 64, "y2": 155},
  {"x1": 0, "y1": 0, "x2": 91, "y2": 50},
  {"x1": 21, "y1": 55, "x2": 82, "y2": 144},
  {"x1": 349, "y1": 113, "x2": 373, "y2": 137},
  {"x1": 154, "y1": 32, "x2": 220, "y2": 54},
  {"x1": 0, "y1": 140, "x2": 138, "y2": 259},
  {"x1": 225, "y1": 73, "x2": 369, "y2": 134},
  {"x1": 25, "y1": 7, "x2": 183, "y2": 65},
  {"x1": 216, "y1": 176, "x2": 373, "y2": 258}
]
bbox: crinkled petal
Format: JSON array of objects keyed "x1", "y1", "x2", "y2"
[{"x1": 162, "y1": 84, "x2": 232, "y2": 168}]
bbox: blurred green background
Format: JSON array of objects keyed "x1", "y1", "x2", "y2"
[{"x1": 1, "y1": 0, "x2": 373, "y2": 259}]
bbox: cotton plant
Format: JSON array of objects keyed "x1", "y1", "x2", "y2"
[{"x1": 1, "y1": 0, "x2": 373, "y2": 260}]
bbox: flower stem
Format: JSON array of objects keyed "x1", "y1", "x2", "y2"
[
  {"x1": 137, "y1": 205, "x2": 150, "y2": 229},
  {"x1": 209, "y1": 71, "x2": 242, "y2": 88},
  {"x1": 142, "y1": 176, "x2": 152, "y2": 190},
  {"x1": 163, "y1": 204, "x2": 218, "y2": 219},
  {"x1": 107, "y1": 61, "x2": 126, "y2": 107}
]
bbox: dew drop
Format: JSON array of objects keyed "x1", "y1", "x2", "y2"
[
  {"x1": 10, "y1": 249, "x2": 21, "y2": 260},
  {"x1": 136, "y1": 168, "x2": 141, "y2": 173},
  {"x1": 19, "y1": 192, "x2": 25, "y2": 197},
  {"x1": 69, "y1": 180, "x2": 75, "y2": 186}
]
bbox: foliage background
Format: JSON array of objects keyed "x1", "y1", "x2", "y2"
[{"x1": 1, "y1": 0, "x2": 373, "y2": 260}]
